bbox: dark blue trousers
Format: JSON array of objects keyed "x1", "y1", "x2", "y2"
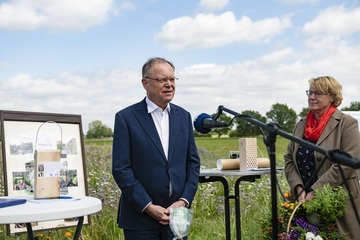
[{"x1": 123, "y1": 227, "x2": 188, "y2": 240}]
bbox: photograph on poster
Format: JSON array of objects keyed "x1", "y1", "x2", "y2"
[
  {"x1": 12, "y1": 172, "x2": 32, "y2": 192},
  {"x1": 9, "y1": 137, "x2": 33, "y2": 155}
]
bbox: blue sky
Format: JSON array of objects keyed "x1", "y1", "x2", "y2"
[{"x1": 1, "y1": 0, "x2": 360, "y2": 132}]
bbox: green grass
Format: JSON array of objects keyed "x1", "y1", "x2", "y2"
[{"x1": 0, "y1": 136, "x2": 291, "y2": 239}]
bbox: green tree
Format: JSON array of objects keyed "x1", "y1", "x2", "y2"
[
  {"x1": 266, "y1": 103, "x2": 297, "y2": 133},
  {"x1": 341, "y1": 101, "x2": 360, "y2": 111},
  {"x1": 230, "y1": 110, "x2": 267, "y2": 137},
  {"x1": 86, "y1": 120, "x2": 113, "y2": 139},
  {"x1": 211, "y1": 113, "x2": 233, "y2": 138},
  {"x1": 299, "y1": 107, "x2": 309, "y2": 118}
]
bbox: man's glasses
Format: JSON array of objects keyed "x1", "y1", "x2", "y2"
[
  {"x1": 306, "y1": 90, "x2": 327, "y2": 97},
  {"x1": 145, "y1": 76, "x2": 178, "y2": 84}
]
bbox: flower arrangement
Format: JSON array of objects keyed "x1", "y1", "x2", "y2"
[{"x1": 260, "y1": 184, "x2": 349, "y2": 240}]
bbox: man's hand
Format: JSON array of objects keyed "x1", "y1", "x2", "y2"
[
  {"x1": 168, "y1": 200, "x2": 187, "y2": 209},
  {"x1": 164, "y1": 200, "x2": 187, "y2": 218},
  {"x1": 145, "y1": 200, "x2": 188, "y2": 225},
  {"x1": 144, "y1": 204, "x2": 170, "y2": 225}
]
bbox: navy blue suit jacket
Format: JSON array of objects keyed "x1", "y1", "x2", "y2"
[{"x1": 112, "y1": 98, "x2": 200, "y2": 230}]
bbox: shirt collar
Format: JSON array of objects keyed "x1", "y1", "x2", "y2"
[{"x1": 145, "y1": 97, "x2": 171, "y2": 114}]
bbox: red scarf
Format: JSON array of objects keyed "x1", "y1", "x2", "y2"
[{"x1": 304, "y1": 105, "x2": 337, "y2": 142}]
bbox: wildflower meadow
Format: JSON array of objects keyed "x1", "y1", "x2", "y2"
[{"x1": 1, "y1": 136, "x2": 290, "y2": 239}]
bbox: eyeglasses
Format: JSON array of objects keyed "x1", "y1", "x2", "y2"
[
  {"x1": 306, "y1": 90, "x2": 327, "y2": 97},
  {"x1": 145, "y1": 76, "x2": 178, "y2": 84}
]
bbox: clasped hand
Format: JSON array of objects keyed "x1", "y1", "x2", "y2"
[
  {"x1": 296, "y1": 186, "x2": 315, "y2": 202},
  {"x1": 144, "y1": 200, "x2": 187, "y2": 225}
]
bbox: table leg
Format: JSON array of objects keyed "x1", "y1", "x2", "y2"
[
  {"x1": 234, "y1": 175, "x2": 260, "y2": 240},
  {"x1": 26, "y1": 223, "x2": 35, "y2": 240},
  {"x1": 23, "y1": 217, "x2": 83, "y2": 240},
  {"x1": 199, "y1": 176, "x2": 230, "y2": 240},
  {"x1": 73, "y1": 216, "x2": 84, "y2": 240}
]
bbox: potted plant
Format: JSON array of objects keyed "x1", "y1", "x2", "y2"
[
  {"x1": 303, "y1": 184, "x2": 348, "y2": 226},
  {"x1": 260, "y1": 184, "x2": 349, "y2": 239}
]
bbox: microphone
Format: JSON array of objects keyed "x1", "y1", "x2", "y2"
[{"x1": 193, "y1": 113, "x2": 229, "y2": 134}]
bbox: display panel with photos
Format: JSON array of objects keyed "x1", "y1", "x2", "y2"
[{"x1": 0, "y1": 110, "x2": 89, "y2": 236}]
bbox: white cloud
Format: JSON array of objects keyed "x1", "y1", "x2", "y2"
[
  {"x1": 0, "y1": 67, "x2": 141, "y2": 131},
  {"x1": 276, "y1": 0, "x2": 320, "y2": 4},
  {"x1": 154, "y1": 11, "x2": 292, "y2": 50},
  {"x1": 0, "y1": 0, "x2": 122, "y2": 31},
  {"x1": 303, "y1": 36, "x2": 360, "y2": 79},
  {"x1": 112, "y1": 1, "x2": 134, "y2": 16},
  {"x1": 173, "y1": 33, "x2": 360, "y2": 118},
  {"x1": 258, "y1": 47, "x2": 294, "y2": 63},
  {"x1": 198, "y1": 0, "x2": 229, "y2": 12},
  {"x1": 0, "y1": 60, "x2": 9, "y2": 68},
  {"x1": 2, "y1": 38, "x2": 360, "y2": 133},
  {"x1": 175, "y1": 59, "x2": 307, "y2": 119},
  {"x1": 2, "y1": 2, "x2": 360, "y2": 133},
  {"x1": 303, "y1": 5, "x2": 360, "y2": 36}
]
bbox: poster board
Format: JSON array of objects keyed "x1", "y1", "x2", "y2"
[{"x1": 0, "y1": 110, "x2": 89, "y2": 236}]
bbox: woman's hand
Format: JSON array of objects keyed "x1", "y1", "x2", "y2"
[
  {"x1": 305, "y1": 190, "x2": 315, "y2": 201},
  {"x1": 296, "y1": 185, "x2": 306, "y2": 202}
]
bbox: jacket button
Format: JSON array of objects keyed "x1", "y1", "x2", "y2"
[{"x1": 316, "y1": 157, "x2": 321, "y2": 161}]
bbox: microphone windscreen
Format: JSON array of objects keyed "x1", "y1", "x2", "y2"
[{"x1": 194, "y1": 113, "x2": 212, "y2": 134}]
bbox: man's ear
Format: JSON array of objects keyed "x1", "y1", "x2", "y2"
[{"x1": 142, "y1": 78, "x2": 148, "y2": 90}]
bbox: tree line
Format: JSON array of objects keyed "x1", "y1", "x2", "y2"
[{"x1": 85, "y1": 101, "x2": 360, "y2": 139}]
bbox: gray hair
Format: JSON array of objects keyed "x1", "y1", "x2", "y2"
[{"x1": 142, "y1": 57, "x2": 175, "y2": 78}]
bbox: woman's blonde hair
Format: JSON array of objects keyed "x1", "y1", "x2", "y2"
[{"x1": 308, "y1": 76, "x2": 343, "y2": 106}]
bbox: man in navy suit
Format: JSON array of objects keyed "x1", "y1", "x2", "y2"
[{"x1": 112, "y1": 57, "x2": 201, "y2": 240}]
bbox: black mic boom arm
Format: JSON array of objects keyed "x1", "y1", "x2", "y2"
[{"x1": 217, "y1": 105, "x2": 360, "y2": 168}]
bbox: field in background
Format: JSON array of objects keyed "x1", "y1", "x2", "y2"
[{"x1": 0, "y1": 136, "x2": 291, "y2": 239}]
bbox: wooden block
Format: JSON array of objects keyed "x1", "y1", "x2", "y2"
[{"x1": 239, "y1": 138, "x2": 258, "y2": 170}]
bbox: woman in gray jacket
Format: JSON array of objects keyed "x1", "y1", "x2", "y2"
[{"x1": 284, "y1": 76, "x2": 360, "y2": 239}]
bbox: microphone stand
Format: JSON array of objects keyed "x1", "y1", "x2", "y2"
[{"x1": 215, "y1": 105, "x2": 360, "y2": 240}]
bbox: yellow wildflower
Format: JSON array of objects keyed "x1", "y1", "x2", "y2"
[
  {"x1": 283, "y1": 191, "x2": 292, "y2": 198},
  {"x1": 289, "y1": 203, "x2": 295, "y2": 210}
]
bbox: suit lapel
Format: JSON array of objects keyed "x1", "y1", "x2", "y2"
[
  {"x1": 294, "y1": 118, "x2": 306, "y2": 149},
  {"x1": 133, "y1": 99, "x2": 167, "y2": 160},
  {"x1": 168, "y1": 104, "x2": 181, "y2": 163},
  {"x1": 317, "y1": 109, "x2": 341, "y2": 145}
]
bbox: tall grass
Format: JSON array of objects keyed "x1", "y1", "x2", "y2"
[{"x1": 1, "y1": 136, "x2": 291, "y2": 239}]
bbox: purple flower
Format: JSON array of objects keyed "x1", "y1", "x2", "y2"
[
  {"x1": 292, "y1": 218, "x2": 320, "y2": 239},
  {"x1": 294, "y1": 218, "x2": 308, "y2": 229},
  {"x1": 290, "y1": 229, "x2": 301, "y2": 240},
  {"x1": 309, "y1": 225, "x2": 319, "y2": 235}
]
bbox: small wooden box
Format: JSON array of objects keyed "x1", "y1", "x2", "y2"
[
  {"x1": 34, "y1": 150, "x2": 61, "y2": 199},
  {"x1": 239, "y1": 138, "x2": 258, "y2": 170}
]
